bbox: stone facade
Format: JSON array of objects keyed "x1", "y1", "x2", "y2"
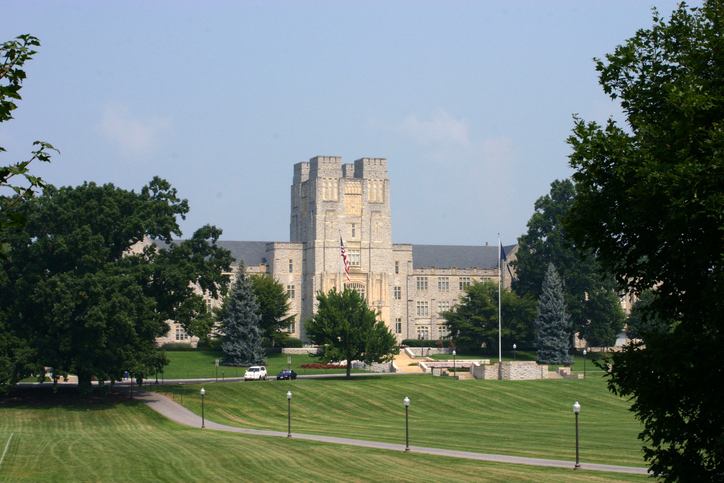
[{"x1": 158, "y1": 156, "x2": 517, "y2": 345}]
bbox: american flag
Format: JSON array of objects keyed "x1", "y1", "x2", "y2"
[{"x1": 340, "y1": 236, "x2": 351, "y2": 283}]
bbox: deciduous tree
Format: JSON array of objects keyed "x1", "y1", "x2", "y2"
[
  {"x1": 251, "y1": 274, "x2": 295, "y2": 346},
  {"x1": 442, "y1": 280, "x2": 537, "y2": 353},
  {"x1": 305, "y1": 287, "x2": 398, "y2": 379},
  {"x1": 563, "y1": 2, "x2": 724, "y2": 479},
  {"x1": 0, "y1": 179, "x2": 232, "y2": 393}
]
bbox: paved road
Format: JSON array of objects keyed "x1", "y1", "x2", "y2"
[{"x1": 125, "y1": 387, "x2": 649, "y2": 476}]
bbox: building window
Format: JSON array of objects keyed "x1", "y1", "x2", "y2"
[
  {"x1": 289, "y1": 259, "x2": 293, "y2": 272},
  {"x1": 438, "y1": 301, "x2": 450, "y2": 314},
  {"x1": 348, "y1": 249, "x2": 360, "y2": 267},
  {"x1": 395, "y1": 318, "x2": 402, "y2": 334},
  {"x1": 416, "y1": 276, "x2": 428, "y2": 290},
  {"x1": 438, "y1": 325, "x2": 450, "y2": 337},
  {"x1": 395, "y1": 261, "x2": 399, "y2": 274},
  {"x1": 438, "y1": 277, "x2": 449, "y2": 291},
  {"x1": 348, "y1": 282, "x2": 365, "y2": 299},
  {"x1": 394, "y1": 286, "x2": 402, "y2": 300},
  {"x1": 205, "y1": 298, "x2": 212, "y2": 313},
  {"x1": 459, "y1": 277, "x2": 472, "y2": 290},
  {"x1": 175, "y1": 325, "x2": 189, "y2": 341},
  {"x1": 351, "y1": 223, "x2": 356, "y2": 238},
  {"x1": 287, "y1": 285, "x2": 295, "y2": 299},
  {"x1": 416, "y1": 325, "x2": 430, "y2": 340},
  {"x1": 288, "y1": 322, "x2": 295, "y2": 333},
  {"x1": 416, "y1": 301, "x2": 429, "y2": 317}
]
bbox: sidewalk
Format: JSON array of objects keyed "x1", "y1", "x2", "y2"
[{"x1": 126, "y1": 387, "x2": 648, "y2": 476}]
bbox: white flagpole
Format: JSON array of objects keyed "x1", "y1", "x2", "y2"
[{"x1": 498, "y1": 233, "x2": 502, "y2": 363}]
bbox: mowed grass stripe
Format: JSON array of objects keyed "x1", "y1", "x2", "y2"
[
  {"x1": 159, "y1": 374, "x2": 645, "y2": 467},
  {"x1": 0, "y1": 401, "x2": 647, "y2": 483}
]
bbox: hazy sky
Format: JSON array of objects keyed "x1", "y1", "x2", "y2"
[{"x1": 1, "y1": 1, "x2": 699, "y2": 246}]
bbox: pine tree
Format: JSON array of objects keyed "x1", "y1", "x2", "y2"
[
  {"x1": 220, "y1": 264, "x2": 266, "y2": 366},
  {"x1": 535, "y1": 263, "x2": 572, "y2": 365}
]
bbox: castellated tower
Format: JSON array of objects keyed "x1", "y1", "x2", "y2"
[{"x1": 290, "y1": 156, "x2": 393, "y2": 332}]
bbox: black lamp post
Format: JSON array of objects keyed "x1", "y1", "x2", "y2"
[
  {"x1": 287, "y1": 391, "x2": 292, "y2": 438},
  {"x1": 201, "y1": 388, "x2": 206, "y2": 429},
  {"x1": 404, "y1": 396, "x2": 410, "y2": 452},
  {"x1": 582, "y1": 349, "x2": 587, "y2": 379},
  {"x1": 452, "y1": 350, "x2": 456, "y2": 378},
  {"x1": 513, "y1": 343, "x2": 517, "y2": 361},
  {"x1": 573, "y1": 401, "x2": 581, "y2": 469}
]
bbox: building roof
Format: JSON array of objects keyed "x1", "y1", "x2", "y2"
[
  {"x1": 216, "y1": 241, "x2": 272, "y2": 266},
  {"x1": 412, "y1": 244, "x2": 517, "y2": 270}
]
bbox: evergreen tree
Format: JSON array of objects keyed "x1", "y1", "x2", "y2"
[
  {"x1": 220, "y1": 264, "x2": 265, "y2": 366},
  {"x1": 535, "y1": 264, "x2": 572, "y2": 365}
]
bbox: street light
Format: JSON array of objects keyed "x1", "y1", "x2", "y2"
[
  {"x1": 404, "y1": 397, "x2": 410, "y2": 452},
  {"x1": 200, "y1": 388, "x2": 206, "y2": 429},
  {"x1": 582, "y1": 349, "x2": 587, "y2": 379},
  {"x1": 573, "y1": 401, "x2": 581, "y2": 469},
  {"x1": 287, "y1": 391, "x2": 292, "y2": 438},
  {"x1": 513, "y1": 343, "x2": 517, "y2": 361},
  {"x1": 452, "y1": 350, "x2": 456, "y2": 378}
]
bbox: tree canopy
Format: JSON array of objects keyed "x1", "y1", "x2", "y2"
[
  {"x1": 563, "y1": 2, "x2": 724, "y2": 480},
  {"x1": 0, "y1": 178, "x2": 232, "y2": 393},
  {"x1": 442, "y1": 280, "x2": 537, "y2": 353},
  {"x1": 512, "y1": 179, "x2": 625, "y2": 347},
  {"x1": 305, "y1": 287, "x2": 398, "y2": 379}
]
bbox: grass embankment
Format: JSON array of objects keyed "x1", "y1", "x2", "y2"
[
  {"x1": 155, "y1": 373, "x2": 645, "y2": 468},
  {"x1": 160, "y1": 351, "x2": 363, "y2": 380},
  {"x1": 0, "y1": 385, "x2": 646, "y2": 483}
]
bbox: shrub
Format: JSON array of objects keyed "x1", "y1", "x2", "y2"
[
  {"x1": 280, "y1": 337, "x2": 304, "y2": 348},
  {"x1": 401, "y1": 339, "x2": 448, "y2": 348}
]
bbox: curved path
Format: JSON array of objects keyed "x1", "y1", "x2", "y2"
[{"x1": 128, "y1": 387, "x2": 648, "y2": 476}]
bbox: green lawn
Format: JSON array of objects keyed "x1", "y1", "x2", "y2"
[
  {"x1": 153, "y1": 373, "x2": 645, "y2": 468},
  {"x1": 0, "y1": 386, "x2": 647, "y2": 482},
  {"x1": 159, "y1": 351, "x2": 365, "y2": 380}
]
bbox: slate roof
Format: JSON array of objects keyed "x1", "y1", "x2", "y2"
[
  {"x1": 159, "y1": 240, "x2": 516, "y2": 270},
  {"x1": 216, "y1": 241, "x2": 272, "y2": 266},
  {"x1": 412, "y1": 244, "x2": 517, "y2": 270}
]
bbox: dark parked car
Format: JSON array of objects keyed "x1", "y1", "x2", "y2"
[{"x1": 276, "y1": 370, "x2": 297, "y2": 380}]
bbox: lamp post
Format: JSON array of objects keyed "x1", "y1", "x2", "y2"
[
  {"x1": 404, "y1": 397, "x2": 410, "y2": 452},
  {"x1": 452, "y1": 350, "x2": 456, "y2": 378},
  {"x1": 513, "y1": 343, "x2": 517, "y2": 361},
  {"x1": 582, "y1": 349, "x2": 587, "y2": 379},
  {"x1": 573, "y1": 401, "x2": 581, "y2": 469},
  {"x1": 287, "y1": 391, "x2": 292, "y2": 438},
  {"x1": 200, "y1": 388, "x2": 206, "y2": 429}
]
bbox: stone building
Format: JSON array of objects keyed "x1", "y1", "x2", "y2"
[{"x1": 159, "y1": 156, "x2": 517, "y2": 345}]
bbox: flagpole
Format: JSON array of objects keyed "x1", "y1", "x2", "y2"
[{"x1": 498, "y1": 233, "x2": 502, "y2": 363}]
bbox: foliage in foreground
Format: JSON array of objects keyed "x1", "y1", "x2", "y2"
[{"x1": 564, "y1": 2, "x2": 724, "y2": 480}]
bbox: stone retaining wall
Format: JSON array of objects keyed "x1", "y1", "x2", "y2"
[
  {"x1": 471, "y1": 361, "x2": 548, "y2": 380},
  {"x1": 281, "y1": 347, "x2": 322, "y2": 355},
  {"x1": 351, "y1": 361, "x2": 396, "y2": 373}
]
